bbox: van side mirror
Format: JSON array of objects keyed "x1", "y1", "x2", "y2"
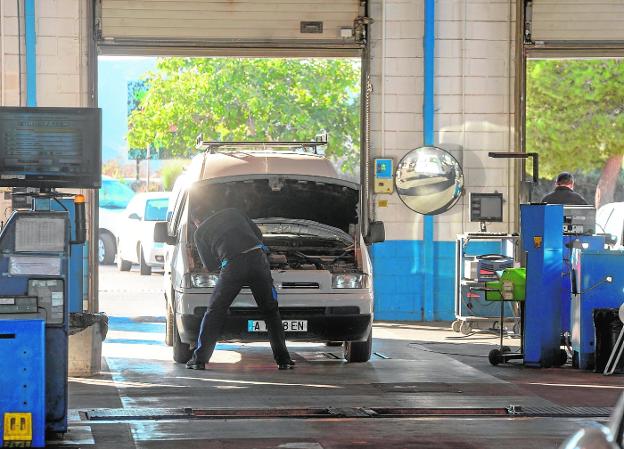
[
  {"x1": 365, "y1": 221, "x2": 385, "y2": 244},
  {"x1": 154, "y1": 221, "x2": 176, "y2": 245}
]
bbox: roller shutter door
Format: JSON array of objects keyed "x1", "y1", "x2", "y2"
[
  {"x1": 97, "y1": 0, "x2": 363, "y2": 54},
  {"x1": 531, "y1": 0, "x2": 624, "y2": 42}
]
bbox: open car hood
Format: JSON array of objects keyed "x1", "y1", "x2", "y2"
[{"x1": 189, "y1": 176, "x2": 359, "y2": 234}]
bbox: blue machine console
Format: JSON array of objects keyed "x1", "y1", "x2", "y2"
[
  {"x1": 0, "y1": 210, "x2": 70, "y2": 435},
  {"x1": 0, "y1": 319, "x2": 45, "y2": 447},
  {"x1": 571, "y1": 249, "x2": 624, "y2": 370},
  {"x1": 561, "y1": 235, "x2": 606, "y2": 334},
  {"x1": 521, "y1": 204, "x2": 564, "y2": 367}
]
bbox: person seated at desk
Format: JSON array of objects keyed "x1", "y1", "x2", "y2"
[{"x1": 541, "y1": 172, "x2": 588, "y2": 205}]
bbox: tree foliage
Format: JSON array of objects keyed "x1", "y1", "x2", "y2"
[
  {"x1": 127, "y1": 58, "x2": 361, "y2": 172},
  {"x1": 526, "y1": 59, "x2": 624, "y2": 179}
]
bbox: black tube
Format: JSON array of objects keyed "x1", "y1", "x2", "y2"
[{"x1": 74, "y1": 199, "x2": 86, "y2": 244}]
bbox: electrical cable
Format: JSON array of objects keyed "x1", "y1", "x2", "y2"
[
  {"x1": 36, "y1": 306, "x2": 48, "y2": 321},
  {"x1": 52, "y1": 197, "x2": 68, "y2": 212},
  {"x1": 579, "y1": 276, "x2": 612, "y2": 295}
]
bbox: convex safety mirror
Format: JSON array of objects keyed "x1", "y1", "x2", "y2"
[{"x1": 395, "y1": 146, "x2": 464, "y2": 215}]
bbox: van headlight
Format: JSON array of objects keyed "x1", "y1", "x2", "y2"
[
  {"x1": 332, "y1": 273, "x2": 366, "y2": 289},
  {"x1": 189, "y1": 273, "x2": 219, "y2": 288}
]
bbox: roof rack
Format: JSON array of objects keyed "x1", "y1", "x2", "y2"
[{"x1": 195, "y1": 133, "x2": 328, "y2": 155}]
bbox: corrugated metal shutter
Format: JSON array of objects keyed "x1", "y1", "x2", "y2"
[
  {"x1": 97, "y1": 0, "x2": 363, "y2": 54},
  {"x1": 531, "y1": 0, "x2": 624, "y2": 42}
]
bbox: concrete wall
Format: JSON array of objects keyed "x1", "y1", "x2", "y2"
[
  {"x1": 0, "y1": 0, "x2": 90, "y2": 107},
  {"x1": 368, "y1": 0, "x2": 517, "y2": 320}
]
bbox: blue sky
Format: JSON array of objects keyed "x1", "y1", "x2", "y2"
[{"x1": 98, "y1": 56, "x2": 157, "y2": 163}]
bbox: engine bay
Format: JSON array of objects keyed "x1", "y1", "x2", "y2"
[
  {"x1": 263, "y1": 235, "x2": 357, "y2": 272},
  {"x1": 189, "y1": 233, "x2": 358, "y2": 273}
]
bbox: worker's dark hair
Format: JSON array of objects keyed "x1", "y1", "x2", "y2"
[{"x1": 556, "y1": 172, "x2": 574, "y2": 185}]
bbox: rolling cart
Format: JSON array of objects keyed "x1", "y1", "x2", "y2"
[
  {"x1": 452, "y1": 233, "x2": 520, "y2": 335},
  {"x1": 483, "y1": 268, "x2": 526, "y2": 365}
]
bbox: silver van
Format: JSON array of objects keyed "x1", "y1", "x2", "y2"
[{"x1": 155, "y1": 142, "x2": 384, "y2": 364}]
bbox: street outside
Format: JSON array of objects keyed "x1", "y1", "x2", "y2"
[{"x1": 99, "y1": 264, "x2": 165, "y2": 318}]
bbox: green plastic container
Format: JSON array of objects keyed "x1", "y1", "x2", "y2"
[{"x1": 485, "y1": 268, "x2": 526, "y2": 302}]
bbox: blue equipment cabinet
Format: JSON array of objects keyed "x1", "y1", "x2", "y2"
[
  {"x1": 0, "y1": 210, "x2": 70, "y2": 436},
  {"x1": 0, "y1": 320, "x2": 46, "y2": 447},
  {"x1": 571, "y1": 249, "x2": 624, "y2": 370},
  {"x1": 521, "y1": 204, "x2": 564, "y2": 367},
  {"x1": 561, "y1": 235, "x2": 605, "y2": 334},
  {"x1": 34, "y1": 197, "x2": 84, "y2": 313}
]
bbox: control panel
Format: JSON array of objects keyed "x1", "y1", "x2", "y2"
[
  {"x1": 374, "y1": 158, "x2": 394, "y2": 194},
  {"x1": 28, "y1": 279, "x2": 65, "y2": 325},
  {"x1": 0, "y1": 296, "x2": 37, "y2": 314},
  {"x1": 563, "y1": 206, "x2": 596, "y2": 235}
]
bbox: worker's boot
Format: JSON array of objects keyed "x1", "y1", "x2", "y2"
[
  {"x1": 186, "y1": 356, "x2": 206, "y2": 370},
  {"x1": 277, "y1": 359, "x2": 296, "y2": 370}
]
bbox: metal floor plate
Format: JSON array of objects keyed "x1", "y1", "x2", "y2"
[
  {"x1": 511, "y1": 406, "x2": 613, "y2": 418},
  {"x1": 81, "y1": 405, "x2": 614, "y2": 421}
]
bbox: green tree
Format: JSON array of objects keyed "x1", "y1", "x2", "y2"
[
  {"x1": 127, "y1": 58, "x2": 361, "y2": 172},
  {"x1": 160, "y1": 160, "x2": 188, "y2": 191},
  {"x1": 527, "y1": 59, "x2": 624, "y2": 207}
]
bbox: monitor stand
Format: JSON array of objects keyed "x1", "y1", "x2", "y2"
[{"x1": 480, "y1": 220, "x2": 488, "y2": 233}]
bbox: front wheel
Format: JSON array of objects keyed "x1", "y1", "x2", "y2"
[
  {"x1": 98, "y1": 233, "x2": 116, "y2": 265},
  {"x1": 165, "y1": 298, "x2": 174, "y2": 347},
  {"x1": 172, "y1": 316, "x2": 192, "y2": 363},
  {"x1": 344, "y1": 329, "x2": 372, "y2": 363}
]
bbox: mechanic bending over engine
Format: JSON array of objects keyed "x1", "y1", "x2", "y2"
[{"x1": 185, "y1": 204, "x2": 295, "y2": 371}]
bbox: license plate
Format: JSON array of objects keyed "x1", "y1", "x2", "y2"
[{"x1": 247, "y1": 320, "x2": 308, "y2": 332}]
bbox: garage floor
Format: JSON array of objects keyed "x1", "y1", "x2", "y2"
[{"x1": 61, "y1": 267, "x2": 623, "y2": 449}]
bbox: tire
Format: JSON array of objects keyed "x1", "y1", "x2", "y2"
[
  {"x1": 117, "y1": 249, "x2": 132, "y2": 272},
  {"x1": 488, "y1": 349, "x2": 503, "y2": 366},
  {"x1": 98, "y1": 232, "x2": 116, "y2": 265},
  {"x1": 344, "y1": 329, "x2": 372, "y2": 363},
  {"x1": 139, "y1": 246, "x2": 152, "y2": 276},
  {"x1": 173, "y1": 316, "x2": 192, "y2": 364},
  {"x1": 460, "y1": 320, "x2": 472, "y2": 335},
  {"x1": 165, "y1": 298, "x2": 174, "y2": 347},
  {"x1": 451, "y1": 320, "x2": 461, "y2": 333}
]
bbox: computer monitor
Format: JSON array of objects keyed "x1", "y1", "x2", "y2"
[
  {"x1": 0, "y1": 107, "x2": 101, "y2": 189},
  {"x1": 470, "y1": 192, "x2": 503, "y2": 223}
]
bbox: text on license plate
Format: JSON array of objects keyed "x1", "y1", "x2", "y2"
[{"x1": 247, "y1": 320, "x2": 307, "y2": 332}]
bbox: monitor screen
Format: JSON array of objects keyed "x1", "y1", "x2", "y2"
[
  {"x1": 470, "y1": 193, "x2": 503, "y2": 222},
  {"x1": 0, "y1": 107, "x2": 101, "y2": 188}
]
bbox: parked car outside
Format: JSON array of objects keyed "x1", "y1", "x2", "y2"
[
  {"x1": 155, "y1": 144, "x2": 384, "y2": 365},
  {"x1": 117, "y1": 192, "x2": 171, "y2": 275},
  {"x1": 596, "y1": 202, "x2": 624, "y2": 248},
  {"x1": 98, "y1": 176, "x2": 135, "y2": 264}
]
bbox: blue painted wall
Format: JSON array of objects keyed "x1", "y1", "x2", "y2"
[{"x1": 372, "y1": 240, "x2": 500, "y2": 321}]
